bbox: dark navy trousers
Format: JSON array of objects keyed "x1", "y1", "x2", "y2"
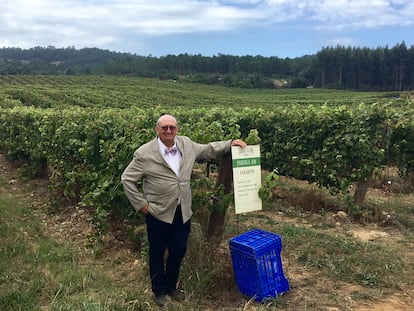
[{"x1": 145, "y1": 206, "x2": 191, "y2": 295}]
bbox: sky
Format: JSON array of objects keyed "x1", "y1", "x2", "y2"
[{"x1": 1, "y1": 0, "x2": 414, "y2": 58}]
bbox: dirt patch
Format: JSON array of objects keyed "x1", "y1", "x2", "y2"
[
  {"x1": 0, "y1": 152, "x2": 135, "y2": 259},
  {"x1": 352, "y1": 228, "x2": 389, "y2": 242},
  {"x1": 356, "y1": 296, "x2": 414, "y2": 311}
]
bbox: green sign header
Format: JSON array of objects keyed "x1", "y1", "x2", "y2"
[{"x1": 232, "y1": 157, "x2": 261, "y2": 168}]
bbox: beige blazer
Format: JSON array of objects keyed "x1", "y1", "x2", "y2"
[{"x1": 121, "y1": 136, "x2": 232, "y2": 224}]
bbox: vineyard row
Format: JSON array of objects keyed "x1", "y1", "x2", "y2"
[{"x1": 1, "y1": 100, "x2": 413, "y2": 217}]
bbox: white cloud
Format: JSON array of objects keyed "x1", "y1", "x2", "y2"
[
  {"x1": 0, "y1": 0, "x2": 412, "y2": 53},
  {"x1": 302, "y1": 0, "x2": 412, "y2": 28},
  {"x1": 326, "y1": 37, "x2": 358, "y2": 48}
]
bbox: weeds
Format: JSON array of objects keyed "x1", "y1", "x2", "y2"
[
  {"x1": 0, "y1": 195, "x2": 149, "y2": 311},
  {"x1": 1, "y1": 165, "x2": 414, "y2": 310}
]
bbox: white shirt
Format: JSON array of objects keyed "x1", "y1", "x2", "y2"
[{"x1": 157, "y1": 137, "x2": 181, "y2": 176}]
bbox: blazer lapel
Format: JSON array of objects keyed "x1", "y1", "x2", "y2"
[
  {"x1": 176, "y1": 138, "x2": 185, "y2": 172},
  {"x1": 150, "y1": 138, "x2": 168, "y2": 165}
]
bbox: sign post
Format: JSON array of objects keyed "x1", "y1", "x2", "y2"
[{"x1": 231, "y1": 145, "x2": 262, "y2": 214}]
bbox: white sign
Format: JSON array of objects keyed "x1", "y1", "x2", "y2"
[{"x1": 231, "y1": 145, "x2": 262, "y2": 214}]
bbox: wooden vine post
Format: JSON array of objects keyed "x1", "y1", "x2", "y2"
[{"x1": 206, "y1": 151, "x2": 233, "y2": 245}]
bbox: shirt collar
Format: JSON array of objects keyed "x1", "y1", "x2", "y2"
[{"x1": 157, "y1": 137, "x2": 177, "y2": 151}]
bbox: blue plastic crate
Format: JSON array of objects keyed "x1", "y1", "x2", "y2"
[{"x1": 229, "y1": 228, "x2": 289, "y2": 302}]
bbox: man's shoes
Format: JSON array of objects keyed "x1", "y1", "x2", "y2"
[
  {"x1": 167, "y1": 288, "x2": 185, "y2": 302},
  {"x1": 153, "y1": 289, "x2": 184, "y2": 307},
  {"x1": 154, "y1": 294, "x2": 167, "y2": 307}
]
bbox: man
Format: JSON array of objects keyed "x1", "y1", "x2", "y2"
[{"x1": 121, "y1": 114, "x2": 246, "y2": 307}]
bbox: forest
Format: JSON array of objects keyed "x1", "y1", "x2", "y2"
[{"x1": 0, "y1": 42, "x2": 413, "y2": 91}]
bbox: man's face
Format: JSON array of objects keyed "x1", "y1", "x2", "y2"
[{"x1": 155, "y1": 115, "x2": 179, "y2": 147}]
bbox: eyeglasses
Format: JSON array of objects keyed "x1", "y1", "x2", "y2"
[{"x1": 159, "y1": 125, "x2": 177, "y2": 131}]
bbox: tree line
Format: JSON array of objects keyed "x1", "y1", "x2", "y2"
[
  {"x1": 313, "y1": 42, "x2": 414, "y2": 91},
  {"x1": 0, "y1": 42, "x2": 413, "y2": 90}
]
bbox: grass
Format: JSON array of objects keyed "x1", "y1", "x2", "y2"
[
  {"x1": 281, "y1": 224, "x2": 407, "y2": 288},
  {"x1": 0, "y1": 193, "x2": 149, "y2": 311},
  {"x1": 1, "y1": 168, "x2": 414, "y2": 310}
]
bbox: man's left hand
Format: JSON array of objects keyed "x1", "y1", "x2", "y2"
[{"x1": 231, "y1": 139, "x2": 247, "y2": 148}]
